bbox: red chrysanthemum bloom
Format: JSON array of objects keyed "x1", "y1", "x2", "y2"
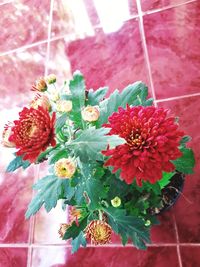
[
  {"x1": 102, "y1": 106, "x2": 184, "y2": 186},
  {"x1": 9, "y1": 106, "x2": 56, "y2": 163}
]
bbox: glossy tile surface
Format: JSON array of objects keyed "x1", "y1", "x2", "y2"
[
  {"x1": 0, "y1": 0, "x2": 49, "y2": 53},
  {"x1": 180, "y1": 246, "x2": 200, "y2": 267},
  {"x1": 144, "y1": 1, "x2": 200, "y2": 99},
  {"x1": 0, "y1": 0, "x2": 200, "y2": 266},
  {"x1": 31, "y1": 246, "x2": 179, "y2": 267},
  {"x1": 141, "y1": 0, "x2": 192, "y2": 11},
  {"x1": 0, "y1": 248, "x2": 28, "y2": 267}
]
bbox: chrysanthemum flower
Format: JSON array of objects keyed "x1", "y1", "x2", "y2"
[
  {"x1": 102, "y1": 106, "x2": 184, "y2": 186},
  {"x1": 2, "y1": 123, "x2": 15, "y2": 148},
  {"x1": 58, "y1": 223, "x2": 71, "y2": 238},
  {"x1": 56, "y1": 100, "x2": 72, "y2": 113},
  {"x1": 85, "y1": 220, "x2": 112, "y2": 245},
  {"x1": 32, "y1": 78, "x2": 47, "y2": 92},
  {"x1": 9, "y1": 106, "x2": 56, "y2": 163},
  {"x1": 30, "y1": 94, "x2": 51, "y2": 111},
  {"x1": 54, "y1": 158, "x2": 76, "y2": 179}
]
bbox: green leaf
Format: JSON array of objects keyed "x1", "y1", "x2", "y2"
[
  {"x1": 37, "y1": 145, "x2": 60, "y2": 163},
  {"x1": 49, "y1": 149, "x2": 69, "y2": 164},
  {"x1": 6, "y1": 155, "x2": 31, "y2": 172},
  {"x1": 104, "y1": 207, "x2": 150, "y2": 249},
  {"x1": 62, "y1": 179, "x2": 75, "y2": 200},
  {"x1": 97, "y1": 82, "x2": 149, "y2": 127},
  {"x1": 87, "y1": 87, "x2": 108, "y2": 105},
  {"x1": 71, "y1": 231, "x2": 87, "y2": 253},
  {"x1": 25, "y1": 175, "x2": 63, "y2": 219},
  {"x1": 158, "y1": 172, "x2": 175, "y2": 189},
  {"x1": 85, "y1": 178, "x2": 105, "y2": 210},
  {"x1": 172, "y1": 147, "x2": 195, "y2": 174},
  {"x1": 56, "y1": 113, "x2": 67, "y2": 129},
  {"x1": 180, "y1": 135, "x2": 192, "y2": 147},
  {"x1": 63, "y1": 216, "x2": 88, "y2": 240},
  {"x1": 69, "y1": 71, "x2": 86, "y2": 128},
  {"x1": 68, "y1": 127, "x2": 125, "y2": 162}
]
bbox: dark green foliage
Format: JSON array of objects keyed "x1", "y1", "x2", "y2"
[{"x1": 6, "y1": 155, "x2": 31, "y2": 172}]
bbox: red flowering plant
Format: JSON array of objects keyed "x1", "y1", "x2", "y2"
[{"x1": 3, "y1": 72, "x2": 195, "y2": 253}]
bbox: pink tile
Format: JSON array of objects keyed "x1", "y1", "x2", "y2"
[
  {"x1": 141, "y1": 0, "x2": 192, "y2": 12},
  {"x1": 51, "y1": 0, "x2": 137, "y2": 38},
  {"x1": 180, "y1": 246, "x2": 200, "y2": 267},
  {"x1": 0, "y1": 44, "x2": 46, "y2": 110},
  {"x1": 158, "y1": 96, "x2": 200, "y2": 242},
  {"x1": 0, "y1": 248, "x2": 28, "y2": 267},
  {"x1": 49, "y1": 19, "x2": 151, "y2": 95},
  {"x1": 0, "y1": 1, "x2": 50, "y2": 53},
  {"x1": 144, "y1": 1, "x2": 200, "y2": 99},
  {"x1": 31, "y1": 246, "x2": 179, "y2": 267}
]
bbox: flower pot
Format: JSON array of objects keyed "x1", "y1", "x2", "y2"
[{"x1": 149, "y1": 172, "x2": 185, "y2": 215}]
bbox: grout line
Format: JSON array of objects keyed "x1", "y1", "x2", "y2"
[
  {"x1": 173, "y1": 214, "x2": 183, "y2": 267},
  {"x1": 0, "y1": 243, "x2": 200, "y2": 248},
  {"x1": 0, "y1": 39, "x2": 48, "y2": 57},
  {"x1": 44, "y1": 0, "x2": 55, "y2": 76},
  {"x1": 141, "y1": 0, "x2": 197, "y2": 16},
  {"x1": 136, "y1": 0, "x2": 157, "y2": 106},
  {"x1": 156, "y1": 92, "x2": 200, "y2": 103}
]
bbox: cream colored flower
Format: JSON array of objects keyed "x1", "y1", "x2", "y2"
[
  {"x1": 45, "y1": 74, "x2": 57, "y2": 84},
  {"x1": 54, "y1": 158, "x2": 76, "y2": 179},
  {"x1": 2, "y1": 123, "x2": 15, "y2": 148},
  {"x1": 30, "y1": 94, "x2": 51, "y2": 111},
  {"x1": 81, "y1": 106, "x2": 100, "y2": 122},
  {"x1": 50, "y1": 90, "x2": 60, "y2": 102},
  {"x1": 56, "y1": 100, "x2": 72, "y2": 113},
  {"x1": 111, "y1": 196, "x2": 121, "y2": 207}
]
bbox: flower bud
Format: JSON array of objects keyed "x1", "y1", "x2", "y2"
[
  {"x1": 30, "y1": 94, "x2": 51, "y2": 111},
  {"x1": 32, "y1": 78, "x2": 47, "y2": 92},
  {"x1": 111, "y1": 196, "x2": 121, "y2": 207},
  {"x1": 45, "y1": 74, "x2": 57, "y2": 84},
  {"x1": 2, "y1": 123, "x2": 15, "y2": 148},
  {"x1": 50, "y1": 91, "x2": 60, "y2": 102},
  {"x1": 58, "y1": 223, "x2": 71, "y2": 238},
  {"x1": 54, "y1": 158, "x2": 76, "y2": 179},
  {"x1": 81, "y1": 106, "x2": 100, "y2": 122},
  {"x1": 56, "y1": 100, "x2": 72, "y2": 113},
  {"x1": 145, "y1": 220, "x2": 151, "y2": 226}
]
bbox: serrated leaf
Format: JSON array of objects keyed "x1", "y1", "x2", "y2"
[
  {"x1": 85, "y1": 178, "x2": 105, "y2": 210},
  {"x1": 62, "y1": 179, "x2": 75, "y2": 200},
  {"x1": 104, "y1": 207, "x2": 150, "y2": 249},
  {"x1": 180, "y1": 135, "x2": 192, "y2": 147},
  {"x1": 158, "y1": 172, "x2": 175, "y2": 189},
  {"x1": 172, "y1": 147, "x2": 195, "y2": 174},
  {"x1": 69, "y1": 71, "x2": 86, "y2": 128},
  {"x1": 63, "y1": 216, "x2": 88, "y2": 240},
  {"x1": 6, "y1": 155, "x2": 31, "y2": 172},
  {"x1": 71, "y1": 231, "x2": 87, "y2": 253},
  {"x1": 87, "y1": 87, "x2": 108, "y2": 105},
  {"x1": 97, "y1": 82, "x2": 149, "y2": 127},
  {"x1": 25, "y1": 175, "x2": 63, "y2": 219},
  {"x1": 49, "y1": 149, "x2": 69, "y2": 164},
  {"x1": 68, "y1": 127, "x2": 125, "y2": 162},
  {"x1": 56, "y1": 113, "x2": 67, "y2": 129},
  {"x1": 37, "y1": 146, "x2": 59, "y2": 163}
]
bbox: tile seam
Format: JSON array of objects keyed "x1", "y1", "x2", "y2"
[{"x1": 136, "y1": 0, "x2": 157, "y2": 106}]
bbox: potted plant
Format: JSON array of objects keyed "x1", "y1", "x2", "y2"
[{"x1": 2, "y1": 71, "x2": 195, "y2": 253}]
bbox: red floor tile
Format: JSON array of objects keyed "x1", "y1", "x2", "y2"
[
  {"x1": 0, "y1": 44, "x2": 46, "y2": 110},
  {"x1": 144, "y1": 1, "x2": 200, "y2": 99},
  {"x1": 141, "y1": 0, "x2": 192, "y2": 12},
  {"x1": 158, "y1": 96, "x2": 200, "y2": 243},
  {"x1": 31, "y1": 246, "x2": 179, "y2": 267},
  {"x1": 0, "y1": 248, "x2": 28, "y2": 267},
  {"x1": 0, "y1": 0, "x2": 50, "y2": 53},
  {"x1": 49, "y1": 18, "x2": 151, "y2": 95},
  {"x1": 180, "y1": 246, "x2": 200, "y2": 267}
]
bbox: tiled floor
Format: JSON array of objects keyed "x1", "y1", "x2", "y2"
[{"x1": 0, "y1": 0, "x2": 199, "y2": 266}]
